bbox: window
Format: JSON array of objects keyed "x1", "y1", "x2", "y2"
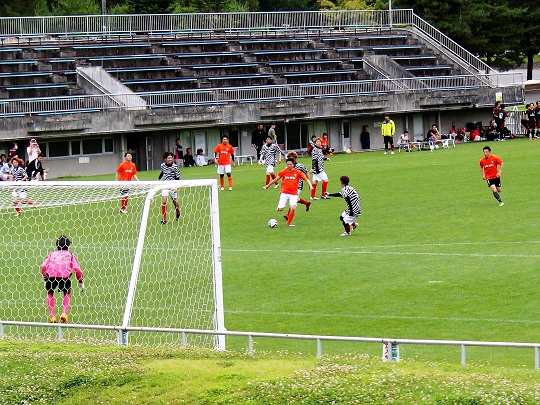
[
  {"x1": 104, "y1": 138, "x2": 113, "y2": 153},
  {"x1": 48, "y1": 141, "x2": 69, "y2": 158},
  {"x1": 46, "y1": 137, "x2": 114, "y2": 158},
  {"x1": 82, "y1": 138, "x2": 103, "y2": 155},
  {"x1": 71, "y1": 140, "x2": 80, "y2": 155}
]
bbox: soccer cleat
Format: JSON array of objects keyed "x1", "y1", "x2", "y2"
[
  {"x1": 228, "y1": 187, "x2": 233, "y2": 191},
  {"x1": 499, "y1": 201, "x2": 504, "y2": 206},
  {"x1": 161, "y1": 220, "x2": 167, "y2": 225},
  {"x1": 175, "y1": 213, "x2": 180, "y2": 220},
  {"x1": 321, "y1": 195, "x2": 329, "y2": 200},
  {"x1": 49, "y1": 316, "x2": 57, "y2": 323},
  {"x1": 391, "y1": 151, "x2": 395, "y2": 155},
  {"x1": 351, "y1": 222, "x2": 358, "y2": 231},
  {"x1": 15, "y1": 211, "x2": 21, "y2": 216},
  {"x1": 310, "y1": 196, "x2": 319, "y2": 200},
  {"x1": 283, "y1": 215, "x2": 289, "y2": 221},
  {"x1": 220, "y1": 187, "x2": 224, "y2": 191},
  {"x1": 340, "y1": 232, "x2": 351, "y2": 236},
  {"x1": 262, "y1": 186, "x2": 267, "y2": 189},
  {"x1": 273, "y1": 184, "x2": 279, "y2": 188},
  {"x1": 384, "y1": 151, "x2": 388, "y2": 155},
  {"x1": 60, "y1": 313, "x2": 68, "y2": 324},
  {"x1": 305, "y1": 202, "x2": 311, "y2": 212},
  {"x1": 286, "y1": 224, "x2": 296, "y2": 227},
  {"x1": 120, "y1": 209, "x2": 127, "y2": 214}
]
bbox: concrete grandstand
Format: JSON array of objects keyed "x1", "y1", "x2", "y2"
[{"x1": 0, "y1": 10, "x2": 523, "y2": 177}]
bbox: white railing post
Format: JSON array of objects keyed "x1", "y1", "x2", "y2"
[
  {"x1": 461, "y1": 344, "x2": 466, "y2": 366},
  {"x1": 535, "y1": 347, "x2": 539, "y2": 371},
  {"x1": 248, "y1": 335, "x2": 254, "y2": 355},
  {"x1": 317, "y1": 338, "x2": 322, "y2": 357}
]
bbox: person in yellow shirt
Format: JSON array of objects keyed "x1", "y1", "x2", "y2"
[{"x1": 381, "y1": 114, "x2": 396, "y2": 154}]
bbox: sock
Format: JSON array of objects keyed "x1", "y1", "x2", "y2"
[
  {"x1": 271, "y1": 173, "x2": 276, "y2": 181},
  {"x1": 391, "y1": 145, "x2": 394, "y2": 151},
  {"x1": 493, "y1": 192, "x2": 502, "y2": 202},
  {"x1": 47, "y1": 294, "x2": 55, "y2": 317},
  {"x1": 62, "y1": 293, "x2": 71, "y2": 314},
  {"x1": 121, "y1": 196, "x2": 128, "y2": 210},
  {"x1": 228, "y1": 177, "x2": 233, "y2": 187},
  {"x1": 161, "y1": 204, "x2": 167, "y2": 221},
  {"x1": 298, "y1": 198, "x2": 309, "y2": 206},
  {"x1": 174, "y1": 201, "x2": 180, "y2": 216},
  {"x1": 311, "y1": 183, "x2": 318, "y2": 198},
  {"x1": 220, "y1": 178, "x2": 224, "y2": 188},
  {"x1": 286, "y1": 210, "x2": 295, "y2": 226},
  {"x1": 344, "y1": 224, "x2": 351, "y2": 234},
  {"x1": 322, "y1": 181, "x2": 328, "y2": 196},
  {"x1": 13, "y1": 202, "x2": 20, "y2": 213},
  {"x1": 265, "y1": 174, "x2": 270, "y2": 185}
]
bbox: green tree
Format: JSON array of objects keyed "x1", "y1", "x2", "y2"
[
  {"x1": 259, "y1": 0, "x2": 316, "y2": 11},
  {"x1": 126, "y1": 0, "x2": 174, "y2": 13},
  {"x1": 0, "y1": 0, "x2": 40, "y2": 16},
  {"x1": 51, "y1": 0, "x2": 100, "y2": 14}
]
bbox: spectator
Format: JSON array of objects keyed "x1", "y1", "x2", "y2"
[
  {"x1": 398, "y1": 130, "x2": 411, "y2": 151},
  {"x1": 183, "y1": 148, "x2": 196, "y2": 167},
  {"x1": 0, "y1": 154, "x2": 13, "y2": 181},
  {"x1": 307, "y1": 135, "x2": 316, "y2": 155},
  {"x1": 26, "y1": 153, "x2": 48, "y2": 180},
  {"x1": 360, "y1": 125, "x2": 370, "y2": 149},
  {"x1": 195, "y1": 149, "x2": 208, "y2": 166},
  {"x1": 427, "y1": 124, "x2": 441, "y2": 151},
  {"x1": 251, "y1": 124, "x2": 266, "y2": 160},
  {"x1": 8, "y1": 142, "x2": 18, "y2": 159},
  {"x1": 27, "y1": 138, "x2": 41, "y2": 164},
  {"x1": 321, "y1": 133, "x2": 334, "y2": 155},
  {"x1": 494, "y1": 104, "x2": 508, "y2": 141},
  {"x1": 174, "y1": 138, "x2": 184, "y2": 167}
]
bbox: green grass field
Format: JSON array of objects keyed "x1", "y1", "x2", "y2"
[{"x1": 2, "y1": 139, "x2": 538, "y2": 368}]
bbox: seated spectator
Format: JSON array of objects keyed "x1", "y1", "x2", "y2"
[
  {"x1": 26, "y1": 153, "x2": 48, "y2": 180},
  {"x1": 398, "y1": 130, "x2": 412, "y2": 151},
  {"x1": 320, "y1": 133, "x2": 334, "y2": 155},
  {"x1": 427, "y1": 124, "x2": 440, "y2": 151},
  {"x1": 0, "y1": 154, "x2": 13, "y2": 181},
  {"x1": 485, "y1": 120, "x2": 498, "y2": 141},
  {"x1": 183, "y1": 148, "x2": 196, "y2": 167},
  {"x1": 195, "y1": 149, "x2": 215, "y2": 166},
  {"x1": 307, "y1": 135, "x2": 316, "y2": 155}
]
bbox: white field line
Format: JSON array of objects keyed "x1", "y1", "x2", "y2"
[{"x1": 225, "y1": 309, "x2": 540, "y2": 325}]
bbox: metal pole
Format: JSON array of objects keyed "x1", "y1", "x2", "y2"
[
  {"x1": 101, "y1": 0, "x2": 106, "y2": 15},
  {"x1": 388, "y1": 0, "x2": 393, "y2": 28},
  {"x1": 461, "y1": 344, "x2": 466, "y2": 366}
]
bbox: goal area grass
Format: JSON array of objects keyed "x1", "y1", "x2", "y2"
[{"x1": 4, "y1": 138, "x2": 539, "y2": 368}]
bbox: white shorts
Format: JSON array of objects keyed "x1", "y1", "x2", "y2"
[
  {"x1": 341, "y1": 210, "x2": 360, "y2": 225},
  {"x1": 312, "y1": 171, "x2": 328, "y2": 182},
  {"x1": 265, "y1": 164, "x2": 275, "y2": 174},
  {"x1": 0, "y1": 174, "x2": 9, "y2": 181},
  {"x1": 277, "y1": 193, "x2": 299, "y2": 210},
  {"x1": 161, "y1": 188, "x2": 177, "y2": 199},
  {"x1": 217, "y1": 165, "x2": 231, "y2": 175},
  {"x1": 12, "y1": 189, "x2": 27, "y2": 199}
]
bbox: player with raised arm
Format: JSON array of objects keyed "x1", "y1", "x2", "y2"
[
  {"x1": 287, "y1": 151, "x2": 311, "y2": 212},
  {"x1": 158, "y1": 152, "x2": 181, "y2": 224},
  {"x1": 259, "y1": 136, "x2": 282, "y2": 188},
  {"x1": 327, "y1": 176, "x2": 362, "y2": 236},
  {"x1": 479, "y1": 145, "x2": 504, "y2": 206},
  {"x1": 263, "y1": 158, "x2": 313, "y2": 227},
  {"x1": 116, "y1": 152, "x2": 139, "y2": 213},
  {"x1": 310, "y1": 137, "x2": 330, "y2": 200},
  {"x1": 41, "y1": 235, "x2": 84, "y2": 323},
  {"x1": 214, "y1": 135, "x2": 235, "y2": 191},
  {"x1": 10, "y1": 157, "x2": 33, "y2": 215}
]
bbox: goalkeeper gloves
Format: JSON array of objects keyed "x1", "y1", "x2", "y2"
[{"x1": 79, "y1": 281, "x2": 85, "y2": 292}]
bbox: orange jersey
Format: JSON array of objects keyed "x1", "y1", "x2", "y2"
[
  {"x1": 480, "y1": 154, "x2": 502, "y2": 179},
  {"x1": 278, "y1": 168, "x2": 308, "y2": 195},
  {"x1": 321, "y1": 137, "x2": 329, "y2": 148},
  {"x1": 116, "y1": 161, "x2": 137, "y2": 181},
  {"x1": 214, "y1": 143, "x2": 235, "y2": 165}
]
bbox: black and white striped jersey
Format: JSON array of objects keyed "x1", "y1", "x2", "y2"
[
  {"x1": 340, "y1": 185, "x2": 361, "y2": 216},
  {"x1": 295, "y1": 162, "x2": 308, "y2": 190},
  {"x1": 260, "y1": 143, "x2": 281, "y2": 166},
  {"x1": 311, "y1": 146, "x2": 325, "y2": 174},
  {"x1": 158, "y1": 162, "x2": 180, "y2": 181},
  {"x1": 12, "y1": 166, "x2": 27, "y2": 182}
]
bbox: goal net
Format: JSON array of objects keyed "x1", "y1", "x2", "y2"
[{"x1": 0, "y1": 180, "x2": 225, "y2": 349}]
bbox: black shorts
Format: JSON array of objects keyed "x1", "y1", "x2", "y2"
[
  {"x1": 487, "y1": 178, "x2": 501, "y2": 188},
  {"x1": 45, "y1": 277, "x2": 72, "y2": 293}
]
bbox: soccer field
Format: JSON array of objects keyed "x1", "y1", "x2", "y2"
[{"x1": 2, "y1": 139, "x2": 538, "y2": 366}]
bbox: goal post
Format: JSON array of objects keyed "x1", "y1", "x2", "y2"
[{"x1": 0, "y1": 180, "x2": 225, "y2": 350}]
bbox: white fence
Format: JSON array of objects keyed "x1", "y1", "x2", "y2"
[{"x1": 1, "y1": 321, "x2": 539, "y2": 370}]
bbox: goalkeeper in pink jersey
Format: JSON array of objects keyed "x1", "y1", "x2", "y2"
[{"x1": 41, "y1": 236, "x2": 84, "y2": 324}]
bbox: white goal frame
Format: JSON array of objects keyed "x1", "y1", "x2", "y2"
[{"x1": 0, "y1": 180, "x2": 225, "y2": 350}]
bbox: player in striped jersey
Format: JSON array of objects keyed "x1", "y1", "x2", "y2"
[
  {"x1": 157, "y1": 152, "x2": 181, "y2": 224},
  {"x1": 287, "y1": 151, "x2": 311, "y2": 212},
  {"x1": 327, "y1": 175, "x2": 361, "y2": 236},
  {"x1": 309, "y1": 137, "x2": 330, "y2": 200},
  {"x1": 10, "y1": 157, "x2": 34, "y2": 215},
  {"x1": 259, "y1": 136, "x2": 282, "y2": 187}
]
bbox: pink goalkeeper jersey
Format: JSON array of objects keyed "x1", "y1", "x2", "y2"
[{"x1": 41, "y1": 250, "x2": 83, "y2": 281}]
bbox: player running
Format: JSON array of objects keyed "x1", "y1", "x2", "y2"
[
  {"x1": 259, "y1": 136, "x2": 282, "y2": 187},
  {"x1": 327, "y1": 176, "x2": 362, "y2": 236},
  {"x1": 158, "y1": 152, "x2": 181, "y2": 224},
  {"x1": 479, "y1": 145, "x2": 504, "y2": 206},
  {"x1": 263, "y1": 158, "x2": 313, "y2": 227},
  {"x1": 214, "y1": 135, "x2": 236, "y2": 191},
  {"x1": 286, "y1": 151, "x2": 311, "y2": 212},
  {"x1": 309, "y1": 137, "x2": 330, "y2": 200},
  {"x1": 41, "y1": 235, "x2": 84, "y2": 323},
  {"x1": 116, "y1": 152, "x2": 139, "y2": 213}
]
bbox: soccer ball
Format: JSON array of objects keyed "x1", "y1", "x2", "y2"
[
  {"x1": 268, "y1": 218, "x2": 278, "y2": 228},
  {"x1": 345, "y1": 148, "x2": 352, "y2": 154}
]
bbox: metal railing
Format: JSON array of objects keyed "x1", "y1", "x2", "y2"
[
  {"x1": 0, "y1": 73, "x2": 523, "y2": 117},
  {"x1": 1, "y1": 320, "x2": 539, "y2": 369}
]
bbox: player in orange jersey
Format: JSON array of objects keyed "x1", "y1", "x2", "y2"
[
  {"x1": 116, "y1": 152, "x2": 139, "y2": 213},
  {"x1": 479, "y1": 145, "x2": 504, "y2": 206},
  {"x1": 214, "y1": 135, "x2": 236, "y2": 191},
  {"x1": 263, "y1": 158, "x2": 313, "y2": 227}
]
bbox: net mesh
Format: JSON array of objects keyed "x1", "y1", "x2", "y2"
[{"x1": 0, "y1": 180, "x2": 221, "y2": 348}]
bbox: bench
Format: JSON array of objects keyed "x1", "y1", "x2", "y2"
[
  {"x1": 234, "y1": 155, "x2": 256, "y2": 165},
  {"x1": 0, "y1": 59, "x2": 36, "y2": 65},
  {"x1": 238, "y1": 38, "x2": 311, "y2": 44},
  {"x1": 207, "y1": 74, "x2": 273, "y2": 81},
  {"x1": 252, "y1": 49, "x2": 327, "y2": 55},
  {"x1": 373, "y1": 45, "x2": 423, "y2": 51},
  {"x1": 16, "y1": 35, "x2": 44, "y2": 45},
  {"x1": 412, "y1": 139, "x2": 456, "y2": 151},
  {"x1": 405, "y1": 65, "x2": 452, "y2": 71},
  {"x1": 176, "y1": 52, "x2": 244, "y2": 58},
  {"x1": 87, "y1": 55, "x2": 167, "y2": 61},
  {"x1": 162, "y1": 41, "x2": 228, "y2": 47},
  {"x1": 149, "y1": 101, "x2": 228, "y2": 108},
  {"x1": 0, "y1": 72, "x2": 52, "y2": 78},
  {"x1": 357, "y1": 35, "x2": 408, "y2": 41},
  {"x1": 123, "y1": 78, "x2": 197, "y2": 85},
  {"x1": 336, "y1": 47, "x2": 364, "y2": 57},
  {"x1": 0, "y1": 48, "x2": 22, "y2": 53},
  {"x1": 58, "y1": 33, "x2": 135, "y2": 42},
  {"x1": 266, "y1": 59, "x2": 342, "y2": 66},
  {"x1": 283, "y1": 69, "x2": 356, "y2": 77},
  {"x1": 106, "y1": 66, "x2": 180, "y2": 74},
  {"x1": 2, "y1": 83, "x2": 69, "y2": 90},
  {"x1": 191, "y1": 63, "x2": 259, "y2": 69},
  {"x1": 35, "y1": 109, "x2": 101, "y2": 116},
  {"x1": 72, "y1": 43, "x2": 151, "y2": 50}
]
